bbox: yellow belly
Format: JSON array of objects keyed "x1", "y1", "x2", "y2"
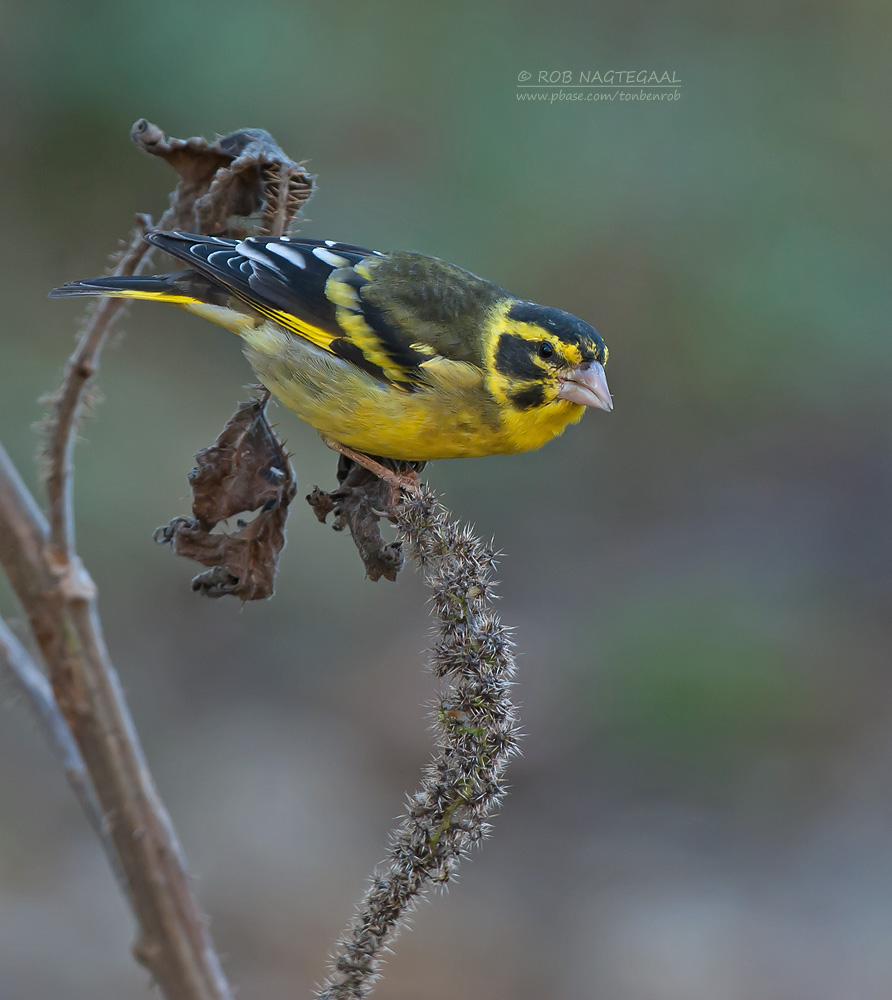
[{"x1": 241, "y1": 322, "x2": 584, "y2": 461}]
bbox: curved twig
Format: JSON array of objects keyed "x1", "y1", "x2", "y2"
[{"x1": 43, "y1": 214, "x2": 155, "y2": 556}]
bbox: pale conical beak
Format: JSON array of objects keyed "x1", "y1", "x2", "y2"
[{"x1": 557, "y1": 361, "x2": 613, "y2": 412}]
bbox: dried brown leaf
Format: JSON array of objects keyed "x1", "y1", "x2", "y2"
[
  {"x1": 188, "y1": 398, "x2": 293, "y2": 526},
  {"x1": 307, "y1": 457, "x2": 424, "y2": 582},
  {"x1": 155, "y1": 399, "x2": 296, "y2": 600},
  {"x1": 130, "y1": 119, "x2": 315, "y2": 237}
]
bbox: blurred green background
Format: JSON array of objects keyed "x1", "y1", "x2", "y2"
[{"x1": 2, "y1": 2, "x2": 891, "y2": 998}]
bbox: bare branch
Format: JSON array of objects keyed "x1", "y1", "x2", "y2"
[
  {"x1": 0, "y1": 439, "x2": 234, "y2": 1000},
  {"x1": 43, "y1": 215, "x2": 154, "y2": 557},
  {"x1": 316, "y1": 487, "x2": 521, "y2": 999},
  {"x1": 0, "y1": 441, "x2": 53, "y2": 599},
  {"x1": 0, "y1": 120, "x2": 321, "y2": 999},
  {"x1": 7, "y1": 120, "x2": 318, "y2": 996}
]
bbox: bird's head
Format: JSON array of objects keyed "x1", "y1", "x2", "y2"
[{"x1": 485, "y1": 300, "x2": 612, "y2": 415}]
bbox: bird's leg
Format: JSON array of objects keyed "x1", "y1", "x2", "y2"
[
  {"x1": 250, "y1": 383, "x2": 273, "y2": 407},
  {"x1": 319, "y1": 435, "x2": 421, "y2": 497}
]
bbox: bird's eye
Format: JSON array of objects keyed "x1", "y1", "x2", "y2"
[{"x1": 537, "y1": 341, "x2": 555, "y2": 360}]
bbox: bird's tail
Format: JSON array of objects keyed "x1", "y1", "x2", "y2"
[
  {"x1": 49, "y1": 271, "x2": 254, "y2": 336},
  {"x1": 48, "y1": 273, "x2": 196, "y2": 304}
]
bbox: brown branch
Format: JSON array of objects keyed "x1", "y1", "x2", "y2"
[
  {"x1": 0, "y1": 442, "x2": 233, "y2": 1000},
  {"x1": 0, "y1": 121, "x2": 318, "y2": 997},
  {"x1": 43, "y1": 214, "x2": 154, "y2": 557},
  {"x1": 5, "y1": 120, "x2": 317, "y2": 995}
]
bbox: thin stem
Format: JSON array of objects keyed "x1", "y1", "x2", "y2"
[{"x1": 44, "y1": 214, "x2": 155, "y2": 556}]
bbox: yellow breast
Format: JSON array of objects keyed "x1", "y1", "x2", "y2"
[{"x1": 240, "y1": 322, "x2": 584, "y2": 461}]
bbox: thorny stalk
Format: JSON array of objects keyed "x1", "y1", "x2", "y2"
[{"x1": 316, "y1": 487, "x2": 521, "y2": 1000}]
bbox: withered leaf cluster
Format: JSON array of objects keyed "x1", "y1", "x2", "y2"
[
  {"x1": 307, "y1": 457, "x2": 421, "y2": 582},
  {"x1": 131, "y1": 119, "x2": 315, "y2": 237},
  {"x1": 154, "y1": 399, "x2": 296, "y2": 600}
]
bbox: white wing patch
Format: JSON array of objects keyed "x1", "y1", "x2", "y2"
[
  {"x1": 312, "y1": 247, "x2": 351, "y2": 268},
  {"x1": 264, "y1": 242, "x2": 308, "y2": 269},
  {"x1": 236, "y1": 240, "x2": 284, "y2": 273}
]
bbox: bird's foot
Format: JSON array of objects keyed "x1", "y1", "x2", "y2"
[{"x1": 319, "y1": 435, "x2": 422, "y2": 498}]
